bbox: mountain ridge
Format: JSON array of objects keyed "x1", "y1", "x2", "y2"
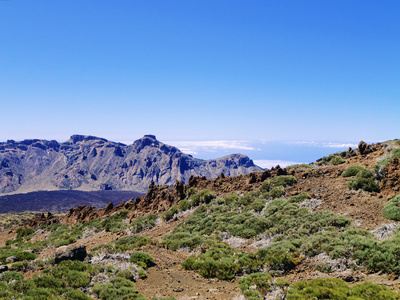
[{"x1": 0, "y1": 134, "x2": 262, "y2": 195}]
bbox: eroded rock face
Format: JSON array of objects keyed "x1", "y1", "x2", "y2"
[
  {"x1": 54, "y1": 244, "x2": 87, "y2": 264},
  {"x1": 0, "y1": 135, "x2": 263, "y2": 194}
]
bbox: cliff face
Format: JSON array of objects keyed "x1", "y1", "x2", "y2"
[{"x1": 0, "y1": 135, "x2": 263, "y2": 194}]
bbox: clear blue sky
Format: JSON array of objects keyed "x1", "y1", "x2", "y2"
[{"x1": 1, "y1": 1, "x2": 399, "y2": 164}]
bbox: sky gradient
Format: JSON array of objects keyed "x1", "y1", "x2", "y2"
[{"x1": 1, "y1": 1, "x2": 399, "y2": 164}]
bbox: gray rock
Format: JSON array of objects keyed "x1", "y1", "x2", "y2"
[
  {"x1": 55, "y1": 244, "x2": 87, "y2": 264},
  {"x1": 5, "y1": 256, "x2": 18, "y2": 263}
]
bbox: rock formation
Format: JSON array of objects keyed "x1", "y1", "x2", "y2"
[{"x1": 0, "y1": 135, "x2": 262, "y2": 194}]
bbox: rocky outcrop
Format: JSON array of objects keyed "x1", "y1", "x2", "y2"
[
  {"x1": 0, "y1": 135, "x2": 263, "y2": 194},
  {"x1": 54, "y1": 244, "x2": 87, "y2": 264},
  {"x1": 379, "y1": 158, "x2": 400, "y2": 197}
]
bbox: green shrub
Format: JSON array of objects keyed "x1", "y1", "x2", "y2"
[
  {"x1": 239, "y1": 273, "x2": 272, "y2": 298},
  {"x1": 130, "y1": 213, "x2": 158, "y2": 233},
  {"x1": 191, "y1": 190, "x2": 216, "y2": 206},
  {"x1": 162, "y1": 206, "x2": 178, "y2": 221},
  {"x1": 101, "y1": 210, "x2": 129, "y2": 232},
  {"x1": 287, "y1": 278, "x2": 350, "y2": 299},
  {"x1": 0, "y1": 271, "x2": 24, "y2": 283},
  {"x1": 382, "y1": 195, "x2": 400, "y2": 221},
  {"x1": 114, "y1": 235, "x2": 151, "y2": 250},
  {"x1": 116, "y1": 269, "x2": 135, "y2": 281},
  {"x1": 350, "y1": 281, "x2": 399, "y2": 299},
  {"x1": 186, "y1": 187, "x2": 197, "y2": 197},
  {"x1": 16, "y1": 227, "x2": 35, "y2": 240},
  {"x1": 268, "y1": 186, "x2": 286, "y2": 199},
  {"x1": 138, "y1": 268, "x2": 147, "y2": 279},
  {"x1": 178, "y1": 199, "x2": 192, "y2": 211},
  {"x1": 0, "y1": 249, "x2": 38, "y2": 265},
  {"x1": 287, "y1": 278, "x2": 399, "y2": 300},
  {"x1": 347, "y1": 169, "x2": 379, "y2": 192},
  {"x1": 224, "y1": 193, "x2": 238, "y2": 205},
  {"x1": 272, "y1": 175, "x2": 297, "y2": 187},
  {"x1": 92, "y1": 277, "x2": 139, "y2": 300},
  {"x1": 288, "y1": 193, "x2": 311, "y2": 204},
  {"x1": 129, "y1": 251, "x2": 155, "y2": 268},
  {"x1": 286, "y1": 164, "x2": 312, "y2": 170},
  {"x1": 342, "y1": 165, "x2": 366, "y2": 177},
  {"x1": 331, "y1": 156, "x2": 345, "y2": 165},
  {"x1": 63, "y1": 288, "x2": 91, "y2": 300},
  {"x1": 250, "y1": 198, "x2": 267, "y2": 212},
  {"x1": 163, "y1": 232, "x2": 215, "y2": 251}
]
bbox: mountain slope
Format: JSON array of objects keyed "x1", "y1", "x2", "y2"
[{"x1": 0, "y1": 135, "x2": 262, "y2": 194}]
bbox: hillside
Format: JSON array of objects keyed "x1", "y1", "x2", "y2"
[
  {"x1": 0, "y1": 134, "x2": 262, "y2": 195},
  {"x1": 2, "y1": 140, "x2": 400, "y2": 299}
]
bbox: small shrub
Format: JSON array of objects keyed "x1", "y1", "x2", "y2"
[
  {"x1": 116, "y1": 269, "x2": 135, "y2": 281},
  {"x1": 16, "y1": 227, "x2": 35, "y2": 240},
  {"x1": 93, "y1": 277, "x2": 139, "y2": 300},
  {"x1": 224, "y1": 193, "x2": 238, "y2": 205},
  {"x1": 269, "y1": 186, "x2": 286, "y2": 199},
  {"x1": 331, "y1": 156, "x2": 345, "y2": 165},
  {"x1": 347, "y1": 169, "x2": 379, "y2": 192},
  {"x1": 114, "y1": 235, "x2": 151, "y2": 250},
  {"x1": 287, "y1": 278, "x2": 350, "y2": 299},
  {"x1": 272, "y1": 175, "x2": 297, "y2": 187},
  {"x1": 162, "y1": 206, "x2": 178, "y2": 221},
  {"x1": 288, "y1": 193, "x2": 311, "y2": 204},
  {"x1": 239, "y1": 273, "x2": 272, "y2": 298},
  {"x1": 178, "y1": 200, "x2": 191, "y2": 211},
  {"x1": 191, "y1": 190, "x2": 216, "y2": 206},
  {"x1": 129, "y1": 251, "x2": 155, "y2": 268},
  {"x1": 382, "y1": 195, "x2": 400, "y2": 221},
  {"x1": 250, "y1": 199, "x2": 267, "y2": 212},
  {"x1": 130, "y1": 214, "x2": 158, "y2": 233},
  {"x1": 101, "y1": 210, "x2": 129, "y2": 233},
  {"x1": 186, "y1": 187, "x2": 197, "y2": 197},
  {"x1": 341, "y1": 165, "x2": 366, "y2": 177}
]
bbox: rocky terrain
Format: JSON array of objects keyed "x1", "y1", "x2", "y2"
[
  {"x1": 2, "y1": 139, "x2": 400, "y2": 299},
  {"x1": 0, "y1": 134, "x2": 262, "y2": 195}
]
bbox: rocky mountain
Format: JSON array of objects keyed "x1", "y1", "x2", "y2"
[{"x1": 0, "y1": 134, "x2": 262, "y2": 194}]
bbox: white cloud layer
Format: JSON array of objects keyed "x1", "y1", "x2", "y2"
[
  {"x1": 253, "y1": 160, "x2": 303, "y2": 169},
  {"x1": 165, "y1": 140, "x2": 259, "y2": 155},
  {"x1": 290, "y1": 141, "x2": 358, "y2": 148}
]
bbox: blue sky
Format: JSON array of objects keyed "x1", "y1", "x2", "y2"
[{"x1": 1, "y1": 1, "x2": 399, "y2": 166}]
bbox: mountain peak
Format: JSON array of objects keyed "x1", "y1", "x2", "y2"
[
  {"x1": 143, "y1": 134, "x2": 157, "y2": 140},
  {"x1": 69, "y1": 135, "x2": 108, "y2": 144}
]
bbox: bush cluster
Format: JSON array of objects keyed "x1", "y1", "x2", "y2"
[
  {"x1": 101, "y1": 210, "x2": 129, "y2": 232},
  {"x1": 287, "y1": 278, "x2": 400, "y2": 300},
  {"x1": 129, "y1": 251, "x2": 155, "y2": 268},
  {"x1": 382, "y1": 195, "x2": 400, "y2": 221},
  {"x1": 341, "y1": 165, "x2": 366, "y2": 177},
  {"x1": 347, "y1": 169, "x2": 380, "y2": 192},
  {"x1": 130, "y1": 213, "x2": 158, "y2": 233}
]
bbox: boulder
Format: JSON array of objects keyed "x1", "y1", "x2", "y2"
[
  {"x1": 358, "y1": 141, "x2": 371, "y2": 155},
  {"x1": 0, "y1": 265, "x2": 8, "y2": 273},
  {"x1": 5, "y1": 256, "x2": 18, "y2": 263},
  {"x1": 55, "y1": 244, "x2": 87, "y2": 264}
]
